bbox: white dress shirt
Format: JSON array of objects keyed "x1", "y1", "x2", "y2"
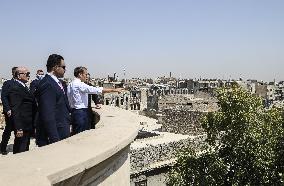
[
  {"x1": 47, "y1": 73, "x2": 60, "y2": 84},
  {"x1": 67, "y1": 78, "x2": 103, "y2": 109},
  {"x1": 46, "y1": 73, "x2": 66, "y2": 93},
  {"x1": 15, "y1": 79, "x2": 26, "y2": 88}
]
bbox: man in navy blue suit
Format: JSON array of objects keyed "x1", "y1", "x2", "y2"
[
  {"x1": 0, "y1": 67, "x2": 17, "y2": 155},
  {"x1": 36, "y1": 54, "x2": 71, "y2": 147},
  {"x1": 29, "y1": 69, "x2": 45, "y2": 138},
  {"x1": 30, "y1": 69, "x2": 45, "y2": 95}
]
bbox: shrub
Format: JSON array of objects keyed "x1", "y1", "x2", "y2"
[{"x1": 168, "y1": 85, "x2": 284, "y2": 185}]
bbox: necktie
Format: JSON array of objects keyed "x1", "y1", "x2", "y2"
[
  {"x1": 58, "y1": 81, "x2": 65, "y2": 94},
  {"x1": 25, "y1": 84, "x2": 29, "y2": 91}
]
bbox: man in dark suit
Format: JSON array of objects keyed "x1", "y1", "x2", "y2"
[
  {"x1": 86, "y1": 73, "x2": 101, "y2": 129},
  {"x1": 0, "y1": 67, "x2": 17, "y2": 155},
  {"x1": 36, "y1": 54, "x2": 71, "y2": 147},
  {"x1": 29, "y1": 69, "x2": 44, "y2": 138},
  {"x1": 9, "y1": 67, "x2": 37, "y2": 154},
  {"x1": 30, "y1": 69, "x2": 45, "y2": 95}
]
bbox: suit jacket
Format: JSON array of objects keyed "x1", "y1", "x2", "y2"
[
  {"x1": 8, "y1": 81, "x2": 37, "y2": 131},
  {"x1": 30, "y1": 79, "x2": 40, "y2": 95},
  {"x1": 36, "y1": 74, "x2": 71, "y2": 141},
  {"x1": 1, "y1": 78, "x2": 17, "y2": 114}
]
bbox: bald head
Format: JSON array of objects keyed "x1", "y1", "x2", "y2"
[
  {"x1": 16, "y1": 66, "x2": 30, "y2": 83},
  {"x1": 16, "y1": 67, "x2": 28, "y2": 73}
]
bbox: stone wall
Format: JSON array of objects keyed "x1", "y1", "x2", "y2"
[
  {"x1": 147, "y1": 95, "x2": 159, "y2": 111},
  {"x1": 158, "y1": 109, "x2": 206, "y2": 135},
  {"x1": 130, "y1": 132, "x2": 206, "y2": 186},
  {"x1": 130, "y1": 134, "x2": 192, "y2": 174},
  {"x1": 158, "y1": 94, "x2": 218, "y2": 112}
]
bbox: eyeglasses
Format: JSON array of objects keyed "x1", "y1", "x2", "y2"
[
  {"x1": 19, "y1": 72, "x2": 30, "y2": 77},
  {"x1": 58, "y1": 65, "x2": 66, "y2": 70}
]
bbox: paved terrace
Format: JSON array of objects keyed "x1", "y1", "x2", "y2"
[{"x1": 0, "y1": 106, "x2": 140, "y2": 186}]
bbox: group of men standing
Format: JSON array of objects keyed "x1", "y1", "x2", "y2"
[{"x1": 0, "y1": 54, "x2": 123, "y2": 154}]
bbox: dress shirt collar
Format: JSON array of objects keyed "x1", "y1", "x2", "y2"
[
  {"x1": 47, "y1": 73, "x2": 60, "y2": 84},
  {"x1": 73, "y1": 77, "x2": 82, "y2": 83},
  {"x1": 15, "y1": 79, "x2": 26, "y2": 87}
]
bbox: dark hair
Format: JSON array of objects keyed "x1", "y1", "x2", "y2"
[
  {"x1": 37, "y1": 69, "x2": 44, "y2": 74},
  {"x1": 46, "y1": 54, "x2": 64, "y2": 72},
  {"x1": 74, "y1": 66, "x2": 87, "y2": 77},
  {"x1": 12, "y1": 67, "x2": 18, "y2": 77}
]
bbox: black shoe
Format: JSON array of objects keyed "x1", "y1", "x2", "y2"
[{"x1": 1, "y1": 151, "x2": 8, "y2": 155}]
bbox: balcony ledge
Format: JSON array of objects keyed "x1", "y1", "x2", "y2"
[{"x1": 0, "y1": 106, "x2": 139, "y2": 186}]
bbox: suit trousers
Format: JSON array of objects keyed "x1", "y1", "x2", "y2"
[
  {"x1": 36, "y1": 124, "x2": 70, "y2": 147},
  {"x1": 71, "y1": 108, "x2": 89, "y2": 135},
  {"x1": 13, "y1": 131, "x2": 30, "y2": 154},
  {"x1": 0, "y1": 115, "x2": 12, "y2": 152},
  {"x1": 36, "y1": 124, "x2": 48, "y2": 147}
]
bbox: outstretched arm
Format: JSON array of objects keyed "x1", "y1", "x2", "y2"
[
  {"x1": 79, "y1": 83, "x2": 124, "y2": 94},
  {"x1": 102, "y1": 88, "x2": 124, "y2": 94}
]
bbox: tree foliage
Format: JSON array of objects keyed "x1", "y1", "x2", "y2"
[{"x1": 168, "y1": 85, "x2": 284, "y2": 185}]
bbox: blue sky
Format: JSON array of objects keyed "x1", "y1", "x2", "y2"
[{"x1": 0, "y1": 0, "x2": 283, "y2": 81}]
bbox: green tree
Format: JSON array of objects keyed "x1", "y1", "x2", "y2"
[{"x1": 168, "y1": 85, "x2": 284, "y2": 185}]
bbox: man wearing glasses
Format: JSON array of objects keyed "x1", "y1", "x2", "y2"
[
  {"x1": 8, "y1": 67, "x2": 37, "y2": 154},
  {"x1": 36, "y1": 54, "x2": 71, "y2": 147}
]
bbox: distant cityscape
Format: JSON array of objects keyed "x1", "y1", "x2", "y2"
[
  {"x1": 4, "y1": 72, "x2": 281, "y2": 138},
  {"x1": 1, "y1": 73, "x2": 284, "y2": 110},
  {"x1": 1, "y1": 73, "x2": 284, "y2": 185}
]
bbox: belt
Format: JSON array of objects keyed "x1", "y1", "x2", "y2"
[{"x1": 71, "y1": 108, "x2": 88, "y2": 111}]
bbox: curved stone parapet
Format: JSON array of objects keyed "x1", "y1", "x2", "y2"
[{"x1": 0, "y1": 106, "x2": 140, "y2": 186}]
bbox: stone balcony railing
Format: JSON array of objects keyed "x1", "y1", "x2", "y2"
[{"x1": 0, "y1": 106, "x2": 139, "y2": 186}]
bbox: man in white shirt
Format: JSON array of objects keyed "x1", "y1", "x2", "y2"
[{"x1": 67, "y1": 66, "x2": 123, "y2": 134}]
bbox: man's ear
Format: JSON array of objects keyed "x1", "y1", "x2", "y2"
[{"x1": 14, "y1": 71, "x2": 19, "y2": 78}]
